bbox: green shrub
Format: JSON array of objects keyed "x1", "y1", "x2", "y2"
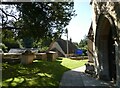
[
  {"x1": 0, "y1": 43, "x2": 8, "y2": 52},
  {"x1": 40, "y1": 46, "x2": 49, "y2": 52},
  {"x1": 3, "y1": 39, "x2": 19, "y2": 51}
]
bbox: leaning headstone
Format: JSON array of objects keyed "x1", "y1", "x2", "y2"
[
  {"x1": 35, "y1": 53, "x2": 47, "y2": 61},
  {"x1": 46, "y1": 51, "x2": 57, "y2": 61},
  {"x1": 21, "y1": 50, "x2": 35, "y2": 64}
]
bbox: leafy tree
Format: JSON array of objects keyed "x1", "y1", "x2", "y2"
[
  {"x1": 2, "y1": 29, "x2": 22, "y2": 51},
  {"x1": 2, "y1": 29, "x2": 14, "y2": 39},
  {"x1": 0, "y1": 43, "x2": 8, "y2": 52},
  {"x1": 78, "y1": 35, "x2": 88, "y2": 56},
  {"x1": 78, "y1": 35, "x2": 88, "y2": 49},
  {"x1": 1, "y1": 2, "x2": 76, "y2": 43},
  {"x1": 73, "y1": 42, "x2": 78, "y2": 48}
]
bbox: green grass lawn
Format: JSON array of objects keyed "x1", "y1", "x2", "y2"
[
  {"x1": 61, "y1": 58, "x2": 88, "y2": 69},
  {"x1": 2, "y1": 58, "x2": 88, "y2": 87}
]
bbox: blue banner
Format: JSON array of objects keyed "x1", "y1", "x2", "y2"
[{"x1": 75, "y1": 49, "x2": 83, "y2": 55}]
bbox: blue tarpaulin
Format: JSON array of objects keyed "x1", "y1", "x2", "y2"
[{"x1": 75, "y1": 49, "x2": 83, "y2": 55}]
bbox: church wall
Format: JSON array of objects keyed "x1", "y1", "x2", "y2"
[{"x1": 91, "y1": 1, "x2": 120, "y2": 87}]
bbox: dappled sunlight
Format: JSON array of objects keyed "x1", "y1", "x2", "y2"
[
  {"x1": 2, "y1": 58, "x2": 88, "y2": 87},
  {"x1": 2, "y1": 59, "x2": 68, "y2": 87},
  {"x1": 27, "y1": 78, "x2": 38, "y2": 86},
  {"x1": 2, "y1": 77, "x2": 25, "y2": 87}
]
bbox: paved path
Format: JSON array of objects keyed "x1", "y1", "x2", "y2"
[{"x1": 59, "y1": 66, "x2": 114, "y2": 88}]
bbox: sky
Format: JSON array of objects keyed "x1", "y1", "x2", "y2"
[{"x1": 61, "y1": 0, "x2": 92, "y2": 43}]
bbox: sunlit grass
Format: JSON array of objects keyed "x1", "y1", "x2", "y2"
[
  {"x1": 2, "y1": 58, "x2": 88, "y2": 87},
  {"x1": 61, "y1": 58, "x2": 88, "y2": 69}
]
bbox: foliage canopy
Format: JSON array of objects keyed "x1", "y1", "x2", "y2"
[{"x1": 1, "y1": 2, "x2": 76, "y2": 41}]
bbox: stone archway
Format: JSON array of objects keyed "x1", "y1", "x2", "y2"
[{"x1": 95, "y1": 14, "x2": 116, "y2": 82}]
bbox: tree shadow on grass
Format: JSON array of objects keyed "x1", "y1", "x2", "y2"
[{"x1": 2, "y1": 59, "x2": 70, "y2": 87}]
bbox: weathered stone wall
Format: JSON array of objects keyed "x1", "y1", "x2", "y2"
[
  {"x1": 87, "y1": 39, "x2": 94, "y2": 62},
  {"x1": 116, "y1": 18, "x2": 120, "y2": 88},
  {"x1": 87, "y1": 23, "x2": 94, "y2": 63},
  {"x1": 91, "y1": 1, "x2": 120, "y2": 87}
]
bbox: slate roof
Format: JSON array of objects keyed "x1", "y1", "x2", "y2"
[{"x1": 49, "y1": 38, "x2": 77, "y2": 55}]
